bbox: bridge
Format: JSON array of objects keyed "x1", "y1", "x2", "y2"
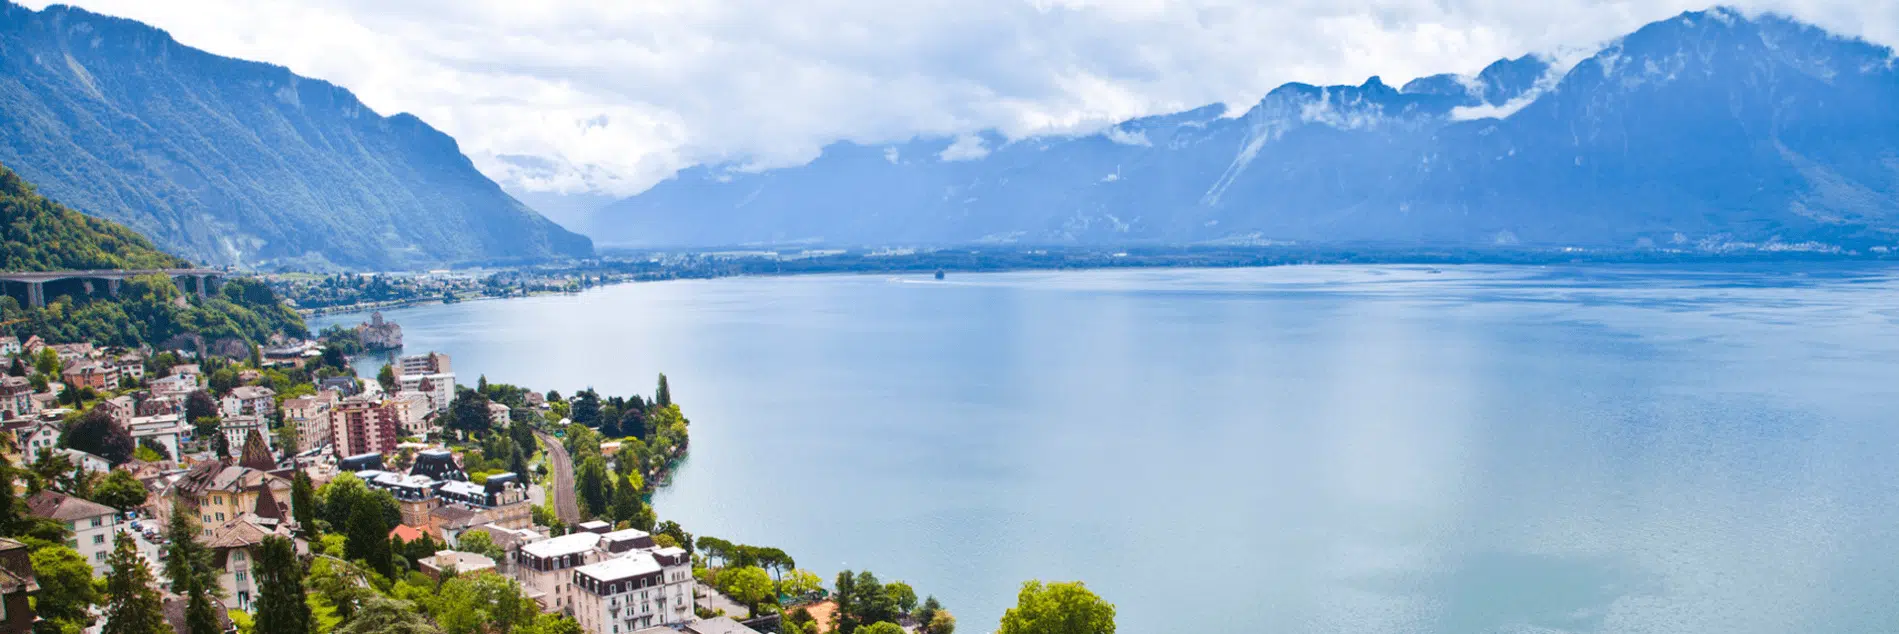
[{"x1": 0, "y1": 268, "x2": 225, "y2": 308}]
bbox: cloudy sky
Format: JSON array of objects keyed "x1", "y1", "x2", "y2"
[{"x1": 20, "y1": 0, "x2": 1899, "y2": 201}]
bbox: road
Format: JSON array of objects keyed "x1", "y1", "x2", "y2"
[{"x1": 536, "y1": 431, "x2": 582, "y2": 525}]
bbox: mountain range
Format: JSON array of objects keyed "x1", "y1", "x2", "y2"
[
  {"x1": 588, "y1": 8, "x2": 1899, "y2": 252},
  {"x1": 0, "y1": 0, "x2": 591, "y2": 270}
]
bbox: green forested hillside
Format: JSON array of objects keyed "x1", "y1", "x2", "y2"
[
  {"x1": 0, "y1": 1, "x2": 592, "y2": 270},
  {"x1": 0, "y1": 163, "x2": 304, "y2": 346},
  {"x1": 0, "y1": 163, "x2": 188, "y2": 271}
]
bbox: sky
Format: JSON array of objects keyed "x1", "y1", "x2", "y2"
[{"x1": 19, "y1": 0, "x2": 1899, "y2": 201}]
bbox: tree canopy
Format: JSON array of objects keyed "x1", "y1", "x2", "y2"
[{"x1": 996, "y1": 581, "x2": 1116, "y2": 634}]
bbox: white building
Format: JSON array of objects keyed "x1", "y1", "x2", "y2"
[
  {"x1": 516, "y1": 531, "x2": 607, "y2": 614},
  {"x1": 396, "y1": 352, "x2": 452, "y2": 378},
  {"x1": 283, "y1": 394, "x2": 334, "y2": 453},
  {"x1": 488, "y1": 402, "x2": 512, "y2": 428},
  {"x1": 149, "y1": 374, "x2": 197, "y2": 398},
  {"x1": 58, "y1": 448, "x2": 110, "y2": 473},
  {"x1": 26, "y1": 491, "x2": 121, "y2": 573},
  {"x1": 221, "y1": 415, "x2": 270, "y2": 453},
  {"x1": 14, "y1": 421, "x2": 60, "y2": 462},
  {"x1": 221, "y1": 386, "x2": 276, "y2": 418},
  {"x1": 398, "y1": 373, "x2": 457, "y2": 414},
  {"x1": 394, "y1": 392, "x2": 433, "y2": 438},
  {"x1": 128, "y1": 413, "x2": 188, "y2": 460},
  {"x1": 571, "y1": 548, "x2": 694, "y2": 634}
]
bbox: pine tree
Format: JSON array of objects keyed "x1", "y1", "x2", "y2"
[
  {"x1": 292, "y1": 470, "x2": 317, "y2": 536},
  {"x1": 611, "y1": 478, "x2": 642, "y2": 527},
  {"x1": 254, "y1": 536, "x2": 312, "y2": 634},
  {"x1": 655, "y1": 373, "x2": 671, "y2": 407},
  {"x1": 164, "y1": 497, "x2": 216, "y2": 595},
  {"x1": 0, "y1": 454, "x2": 18, "y2": 535},
  {"x1": 102, "y1": 539, "x2": 170, "y2": 634},
  {"x1": 346, "y1": 501, "x2": 394, "y2": 578},
  {"x1": 183, "y1": 574, "x2": 221, "y2": 634}
]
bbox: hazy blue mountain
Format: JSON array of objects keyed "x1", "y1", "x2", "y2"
[
  {"x1": 0, "y1": 1, "x2": 591, "y2": 270},
  {"x1": 592, "y1": 8, "x2": 1899, "y2": 252}
]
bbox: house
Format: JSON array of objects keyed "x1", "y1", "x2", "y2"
[
  {"x1": 168, "y1": 364, "x2": 202, "y2": 381},
  {"x1": 114, "y1": 353, "x2": 146, "y2": 381},
  {"x1": 283, "y1": 395, "x2": 333, "y2": 454},
  {"x1": 56, "y1": 449, "x2": 110, "y2": 474},
  {"x1": 98, "y1": 395, "x2": 138, "y2": 424},
  {"x1": 138, "y1": 393, "x2": 187, "y2": 417},
  {"x1": 396, "y1": 352, "x2": 451, "y2": 378},
  {"x1": 26, "y1": 491, "x2": 121, "y2": 573},
  {"x1": 389, "y1": 523, "x2": 428, "y2": 544},
  {"x1": 19, "y1": 336, "x2": 43, "y2": 358},
  {"x1": 418, "y1": 550, "x2": 496, "y2": 580},
  {"x1": 149, "y1": 374, "x2": 198, "y2": 398},
  {"x1": 0, "y1": 337, "x2": 18, "y2": 357},
  {"x1": 394, "y1": 392, "x2": 433, "y2": 438},
  {"x1": 157, "y1": 460, "x2": 295, "y2": 536},
  {"x1": 568, "y1": 540, "x2": 694, "y2": 633},
  {"x1": 59, "y1": 360, "x2": 116, "y2": 390},
  {"x1": 358, "y1": 312, "x2": 403, "y2": 350},
  {"x1": 128, "y1": 414, "x2": 189, "y2": 461},
  {"x1": 0, "y1": 538, "x2": 36, "y2": 634},
  {"x1": 203, "y1": 514, "x2": 293, "y2": 611},
  {"x1": 220, "y1": 415, "x2": 270, "y2": 455},
  {"x1": 164, "y1": 593, "x2": 237, "y2": 633},
  {"x1": 49, "y1": 343, "x2": 94, "y2": 362},
  {"x1": 487, "y1": 402, "x2": 512, "y2": 428},
  {"x1": 637, "y1": 617, "x2": 767, "y2": 634},
  {"x1": 398, "y1": 373, "x2": 457, "y2": 414},
  {"x1": 221, "y1": 386, "x2": 276, "y2": 418},
  {"x1": 0, "y1": 377, "x2": 31, "y2": 419},
  {"x1": 14, "y1": 421, "x2": 60, "y2": 464},
  {"x1": 235, "y1": 369, "x2": 262, "y2": 384}
]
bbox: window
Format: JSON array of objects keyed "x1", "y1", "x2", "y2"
[
  {"x1": 92, "y1": 534, "x2": 104, "y2": 544},
  {"x1": 235, "y1": 571, "x2": 247, "y2": 582},
  {"x1": 90, "y1": 517, "x2": 102, "y2": 528},
  {"x1": 215, "y1": 513, "x2": 225, "y2": 522},
  {"x1": 213, "y1": 496, "x2": 223, "y2": 505},
  {"x1": 93, "y1": 552, "x2": 105, "y2": 561}
]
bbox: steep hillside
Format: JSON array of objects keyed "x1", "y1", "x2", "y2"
[
  {"x1": 0, "y1": 161, "x2": 186, "y2": 271},
  {"x1": 0, "y1": 1, "x2": 592, "y2": 270},
  {"x1": 592, "y1": 9, "x2": 1899, "y2": 252}
]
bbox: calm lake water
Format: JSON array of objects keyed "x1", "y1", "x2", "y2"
[{"x1": 314, "y1": 265, "x2": 1899, "y2": 634}]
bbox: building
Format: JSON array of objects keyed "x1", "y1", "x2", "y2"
[
  {"x1": 636, "y1": 617, "x2": 765, "y2": 634},
  {"x1": 137, "y1": 393, "x2": 187, "y2": 417},
  {"x1": 221, "y1": 386, "x2": 276, "y2": 418},
  {"x1": 419, "y1": 550, "x2": 496, "y2": 580},
  {"x1": 128, "y1": 413, "x2": 189, "y2": 461},
  {"x1": 398, "y1": 373, "x2": 457, "y2": 414},
  {"x1": 0, "y1": 538, "x2": 36, "y2": 634},
  {"x1": 12, "y1": 421, "x2": 58, "y2": 463},
  {"x1": 56, "y1": 449, "x2": 110, "y2": 474},
  {"x1": 571, "y1": 548, "x2": 694, "y2": 634},
  {"x1": 358, "y1": 312, "x2": 403, "y2": 350},
  {"x1": 352, "y1": 450, "x2": 532, "y2": 540},
  {"x1": 204, "y1": 515, "x2": 292, "y2": 611},
  {"x1": 331, "y1": 397, "x2": 401, "y2": 457},
  {"x1": 98, "y1": 395, "x2": 138, "y2": 424},
  {"x1": 220, "y1": 415, "x2": 270, "y2": 454},
  {"x1": 517, "y1": 531, "x2": 607, "y2": 613},
  {"x1": 149, "y1": 374, "x2": 198, "y2": 398},
  {"x1": 59, "y1": 360, "x2": 116, "y2": 390},
  {"x1": 0, "y1": 337, "x2": 18, "y2": 357},
  {"x1": 0, "y1": 377, "x2": 32, "y2": 419},
  {"x1": 396, "y1": 352, "x2": 452, "y2": 378},
  {"x1": 394, "y1": 392, "x2": 433, "y2": 437},
  {"x1": 26, "y1": 491, "x2": 121, "y2": 573},
  {"x1": 159, "y1": 460, "x2": 295, "y2": 535},
  {"x1": 163, "y1": 593, "x2": 237, "y2": 634},
  {"x1": 114, "y1": 353, "x2": 146, "y2": 381},
  {"x1": 488, "y1": 402, "x2": 513, "y2": 428}
]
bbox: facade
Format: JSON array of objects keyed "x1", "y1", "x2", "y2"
[
  {"x1": 0, "y1": 337, "x2": 17, "y2": 357},
  {"x1": 0, "y1": 377, "x2": 32, "y2": 419},
  {"x1": 394, "y1": 392, "x2": 433, "y2": 437},
  {"x1": 221, "y1": 386, "x2": 276, "y2": 418},
  {"x1": 98, "y1": 395, "x2": 137, "y2": 424},
  {"x1": 571, "y1": 548, "x2": 694, "y2": 634},
  {"x1": 14, "y1": 421, "x2": 59, "y2": 463},
  {"x1": 0, "y1": 538, "x2": 35, "y2": 634},
  {"x1": 149, "y1": 374, "x2": 198, "y2": 398},
  {"x1": 26, "y1": 491, "x2": 121, "y2": 573},
  {"x1": 128, "y1": 413, "x2": 189, "y2": 461},
  {"x1": 159, "y1": 460, "x2": 295, "y2": 536},
  {"x1": 331, "y1": 397, "x2": 401, "y2": 457},
  {"x1": 59, "y1": 360, "x2": 115, "y2": 390},
  {"x1": 517, "y1": 531, "x2": 606, "y2": 614},
  {"x1": 419, "y1": 550, "x2": 497, "y2": 580},
  {"x1": 396, "y1": 352, "x2": 452, "y2": 378},
  {"x1": 204, "y1": 515, "x2": 292, "y2": 611},
  {"x1": 359, "y1": 312, "x2": 404, "y2": 350},
  {"x1": 488, "y1": 402, "x2": 513, "y2": 428},
  {"x1": 398, "y1": 373, "x2": 457, "y2": 414},
  {"x1": 220, "y1": 415, "x2": 270, "y2": 454}
]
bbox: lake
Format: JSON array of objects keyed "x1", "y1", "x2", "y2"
[{"x1": 313, "y1": 265, "x2": 1899, "y2": 634}]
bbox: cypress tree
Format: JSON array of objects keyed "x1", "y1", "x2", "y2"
[
  {"x1": 254, "y1": 536, "x2": 312, "y2": 634},
  {"x1": 611, "y1": 478, "x2": 641, "y2": 527},
  {"x1": 0, "y1": 454, "x2": 18, "y2": 535},
  {"x1": 164, "y1": 497, "x2": 216, "y2": 595},
  {"x1": 102, "y1": 539, "x2": 169, "y2": 634},
  {"x1": 292, "y1": 470, "x2": 317, "y2": 536},
  {"x1": 655, "y1": 373, "x2": 671, "y2": 407},
  {"x1": 183, "y1": 574, "x2": 221, "y2": 634},
  {"x1": 345, "y1": 501, "x2": 393, "y2": 578}
]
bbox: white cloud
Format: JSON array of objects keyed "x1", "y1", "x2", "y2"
[
  {"x1": 20, "y1": 0, "x2": 1899, "y2": 197},
  {"x1": 939, "y1": 134, "x2": 991, "y2": 161},
  {"x1": 1103, "y1": 126, "x2": 1151, "y2": 146}
]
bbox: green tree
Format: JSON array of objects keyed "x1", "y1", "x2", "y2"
[
  {"x1": 34, "y1": 347, "x2": 60, "y2": 376},
  {"x1": 292, "y1": 470, "x2": 317, "y2": 536},
  {"x1": 916, "y1": 596, "x2": 943, "y2": 630},
  {"x1": 30, "y1": 545, "x2": 98, "y2": 631},
  {"x1": 377, "y1": 363, "x2": 397, "y2": 393},
  {"x1": 346, "y1": 500, "x2": 395, "y2": 578},
  {"x1": 163, "y1": 497, "x2": 217, "y2": 595},
  {"x1": 101, "y1": 539, "x2": 170, "y2": 634},
  {"x1": 63, "y1": 409, "x2": 135, "y2": 465},
  {"x1": 717, "y1": 566, "x2": 775, "y2": 616},
  {"x1": 996, "y1": 581, "x2": 1116, "y2": 634},
  {"x1": 886, "y1": 581, "x2": 918, "y2": 614},
  {"x1": 446, "y1": 388, "x2": 494, "y2": 436},
  {"x1": 253, "y1": 536, "x2": 311, "y2": 634},
  {"x1": 455, "y1": 530, "x2": 504, "y2": 560},
  {"x1": 0, "y1": 454, "x2": 19, "y2": 535},
  {"x1": 928, "y1": 611, "x2": 958, "y2": 634},
  {"x1": 609, "y1": 478, "x2": 644, "y2": 528},
  {"x1": 183, "y1": 575, "x2": 221, "y2": 634},
  {"x1": 575, "y1": 456, "x2": 610, "y2": 519},
  {"x1": 779, "y1": 569, "x2": 824, "y2": 599},
  {"x1": 426, "y1": 574, "x2": 538, "y2": 634},
  {"x1": 92, "y1": 469, "x2": 150, "y2": 510},
  {"x1": 655, "y1": 373, "x2": 671, "y2": 407},
  {"x1": 858, "y1": 624, "x2": 906, "y2": 634},
  {"x1": 336, "y1": 596, "x2": 441, "y2": 634}
]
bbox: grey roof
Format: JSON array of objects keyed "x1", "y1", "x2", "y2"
[
  {"x1": 26, "y1": 490, "x2": 116, "y2": 521},
  {"x1": 685, "y1": 617, "x2": 765, "y2": 634}
]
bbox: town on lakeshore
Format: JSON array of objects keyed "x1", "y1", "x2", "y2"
[{"x1": 0, "y1": 302, "x2": 1113, "y2": 634}]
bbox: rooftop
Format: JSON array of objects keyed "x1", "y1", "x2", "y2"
[
  {"x1": 575, "y1": 552, "x2": 661, "y2": 583},
  {"x1": 25, "y1": 490, "x2": 115, "y2": 521},
  {"x1": 519, "y1": 531, "x2": 602, "y2": 558}
]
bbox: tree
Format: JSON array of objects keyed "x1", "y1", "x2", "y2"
[
  {"x1": 183, "y1": 575, "x2": 221, "y2": 634},
  {"x1": 63, "y1": 409, "x2": 135, "y2": 465},
  {"x1": 427, "y1": 574, "x2": 538, "y2": 634},
  {"x1": 346, "y1": 500, "x2": 395, "y2": 578},
  {"x1": 6, "y1": 357, "x2": 24, "y2": 377},
  {"x1": 446, "y1": 388, "x2": 494, "y2": 436},
  {"x1": 253, "y1": 536, "x2": 311, "y2": 634},
  {"x1": 569, "y1": 389, "x2": 600, "y2": 426},
  {"x1": 377, "y1": 363, "x2": 397, "y2": 393},
  {"x1": 779, "y1": 569, "x2": 823, "y2": 599},
  {"x1": 0, "y1": 454, "x2": 18, "y2": 536},
  {"x1": 576, "y1": 456, "x2": 610, "y2": 519},
  {"x1": 916, "y1": 596, "x2": 943, "y2": 629},
  {"x1": 858, "y1": 624, "x2": 906, "y2": 634},
  {"x1": 716, "y1": 566, "x2": 775, "y2": 616},
  {"x1": 783, "y1": 607, "x2": 819, "y2": 634},
  {"x1": 655, "y1": 373, "x2": 671, "y2": 407},
  {"x1": 101, "y1": 539, "x2": 170, "y2": 634},
  {"x1": 995, "y1": 581, "x2": 1116, "y2": 634},
  {"x1": 337, "y1": 596, "x2": 441, "y2": 634},
  {"x1": 292, "y1": 470, "x2": 317, "y2": 535},
  {"x1": 30, "y1": 545, "x2": 99, "y2": 631},
  {"x1": 928, "y1": 611, "x2": 958, "y2": 634},
  {"x1": 610, "y1": 479, "x2": 644, "y2": 528},
  {"x1": 887, "y1": 581, "x2": 918, "y2": 615},
  {"x1": 185, "y1": 391, "x2": 219, "y2": 423},
  {"x1": 208, "y1": 368, "x2": 238, "y2": 395},
  {"x1": 92, "y1": 469, "x2": 150, "y2": 510},
  {"x1": 456, "y1": 530, "x2": 504, "y2": 561},
  {"x1": 164, "y1": 498, "x2": 217, "y2": 595},
  {"x1": 34, "y1": 347, "x2": 59, "y2": 376},
  {"x1": 654, "y1": 521, "x2": 694, "y2": 557}
]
